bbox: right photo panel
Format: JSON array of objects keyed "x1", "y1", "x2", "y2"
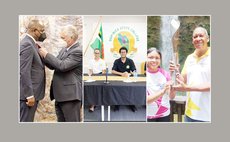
[{"x1": 147, "y1": 16, "x2": 211, "y2": 122}]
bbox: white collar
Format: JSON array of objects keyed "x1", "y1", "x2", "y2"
[
  {"x1": 26, "y1": 33, "x2": 36, "y2": 44},
  {"x1": 66, "y1": 41, "x2": 78, "y2": 51}
]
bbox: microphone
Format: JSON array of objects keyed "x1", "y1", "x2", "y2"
[{"x1": 104, "y1": 66, "x2": 109, "y2": 84}]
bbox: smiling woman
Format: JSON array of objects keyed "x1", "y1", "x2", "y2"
[
  {"x1": 146, "y1": 47, "x2": 176, "y2": 122},
  {"x1": 147, "y1": 47, "x2": 162, "y2": 72}
]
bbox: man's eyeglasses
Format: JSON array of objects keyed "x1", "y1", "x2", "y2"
[{"x1": 94, "y1": 52, "x2": 100, "y2": 54}]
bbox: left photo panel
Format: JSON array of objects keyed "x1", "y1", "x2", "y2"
[{"x1": 19, "y1": 15, "x2": 83, "y2": 122}]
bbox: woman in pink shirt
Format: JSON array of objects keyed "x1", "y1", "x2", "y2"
[{"x1": 146, "y1": 47, "x2": 175, "y2": 122}]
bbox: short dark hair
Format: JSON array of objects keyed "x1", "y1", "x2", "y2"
[{"x1": 119, "y1": 46, "x2": 128, "y2": 53}]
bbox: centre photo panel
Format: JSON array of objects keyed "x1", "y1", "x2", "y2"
[{"x1": 83, "y1": 16, "x2": 147, "y2": 122}]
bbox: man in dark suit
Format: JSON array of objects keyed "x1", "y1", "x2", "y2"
[
  {"x1": 20, "y1": 20, "x2": 46, "y2": 122},
  {"x1": 39, "y1": 25, "x2": 82, "y2": 122}
]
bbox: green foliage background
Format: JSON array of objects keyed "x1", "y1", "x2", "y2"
[{"x1": 147, "y1": 16, "x2": 210, "y2": 71}]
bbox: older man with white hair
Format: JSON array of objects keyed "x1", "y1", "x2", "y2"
[
  {"x1": 39, "y1": 25, "x2": 82, "y2": 122},
  {"x1": 170, "y1": 26, "x2": 211, "y2": 122}
]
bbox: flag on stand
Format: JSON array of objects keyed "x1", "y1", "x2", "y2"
[{"x1": 90, "y1": 23, "x2": 104, "y2": 59}]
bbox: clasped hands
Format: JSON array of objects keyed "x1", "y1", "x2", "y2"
[{"x1": 169, "y1": 60, "x2": 187, "y2": 92}]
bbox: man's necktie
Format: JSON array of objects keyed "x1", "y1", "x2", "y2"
[{"x1": 35, "y1": 43, "x2": 44, "y2": 64}]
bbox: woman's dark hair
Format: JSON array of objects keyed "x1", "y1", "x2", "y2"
[
  {"x1": 147, "y1": 47, "x2": 162, "y2": 61},
  {"x1": 119, "y1": 46, "x2": 128, "y2": 53}
]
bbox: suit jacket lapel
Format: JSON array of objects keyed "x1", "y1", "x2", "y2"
[
  {"x1": 59, "y1": 48, "x2": 67, "y2": 60},
  {"x1": 26, "y1": 35, "x2": 44, "y2": 67},
  {"x1": 34, "y1": 45, "x2": 45, "y2": 67}
]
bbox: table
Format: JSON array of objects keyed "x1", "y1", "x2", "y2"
[
  {"x1": 84, "y1": 75, "x2": 146, "y2": 121},
  {"x1": 84, "y1": 81, "x2": 146, "y2": 105}
]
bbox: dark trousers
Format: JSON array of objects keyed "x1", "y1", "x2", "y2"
[
  {"x1": 20, "y1": 100, "x2": 38, "y2": 122},
  {"x1": 55, "y1": 100, "x2": 81, "y2": 122},
  {"x1": 184, "y1": 115, "x2": 208, "y2": 122},
  {"x1": 147, "y1": 115, "x2": 170, "y2": 122}
]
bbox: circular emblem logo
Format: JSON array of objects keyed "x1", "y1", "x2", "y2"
[{"x1": 110, "y1": 31, "x2": 137, "y2": 58}]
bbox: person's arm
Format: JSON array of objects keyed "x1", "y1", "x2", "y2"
[
  {"x1": 187, "y1": 83, "x2": 210, "y2": 92},
  {"x1": 37, "y1": 46, "x2": 55, "y2": 70},
  {"x1": 40, "y1": 48, "x2": 82, "y2": 72},
  {"x1": 112, "y1": 70, "x2": 129, "y2": 77},
  {"x1": 173, "y1": 78, "x2": 210, "y2": 92},
  {"x1": 20, "y1": 42, "x2": 35, "y2": 106},
  {"x1": 147, "y1": 83, "x2": 170, "y2": 104},
  {"x1": 173, "y1": 61, "x2": 210, "y2": 92},
  {"x1": 147, "y1": 90, "x2": 164, "y2": 104},
  {"x1": 130, "y1": 59, "x2": 137, "y2": 75}
]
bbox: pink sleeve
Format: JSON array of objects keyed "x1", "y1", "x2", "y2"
[{"x1": 159, "y1": 68, "x2": 171, "y2": 81}]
